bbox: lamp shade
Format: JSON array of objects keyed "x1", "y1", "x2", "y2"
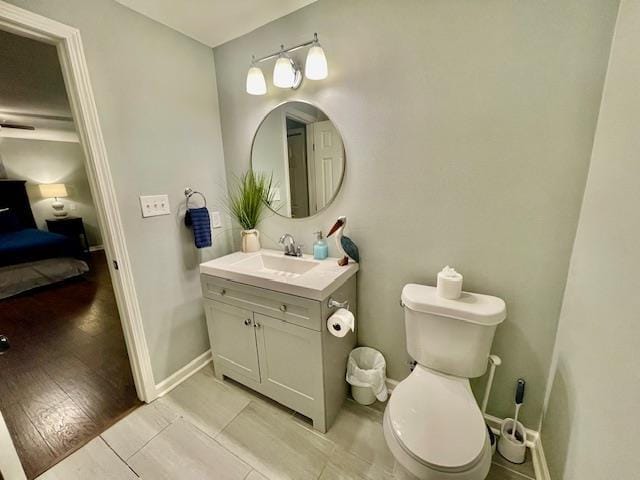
[
  {"x1": 273, "y1": 55, "x2": 296, "y2": 88},
  {"x1": 305, "y1": 44, "x2": 328, "y2": 80},
  {"x1": 246, "y1": 65, "x2": 267, "y2": 95},
  {"x1": 39, "y1": 183, "x2": 68, "y2": 198}
]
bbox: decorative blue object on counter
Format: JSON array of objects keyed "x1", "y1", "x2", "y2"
[
  {"x1": 313, "y1": 231, "x2": 328, "y2": 260},
  {"x1": 328, "y1": 216, "x2": 359, "y2": 266}
]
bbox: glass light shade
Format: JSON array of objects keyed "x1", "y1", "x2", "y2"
[
  {"x1": 38, "y1": 183, "x2": 68, "y2": 198},
  {"x1": 305, "y1": 44, "x2": 328, "y2": 80},
  {"x1": 273, "y1": 55, "x2": 296, "y2": 88},
  {"x1": 246, "y1": 65, "x2": 267, "y2": 95}
]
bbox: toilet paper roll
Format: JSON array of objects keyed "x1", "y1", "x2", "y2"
[
  {"x1": 327, "y1": 308, "x2": 355, "y2": 338},
  {"x1": 437, "y1": 266, "x2": 463, "y2": 300}
]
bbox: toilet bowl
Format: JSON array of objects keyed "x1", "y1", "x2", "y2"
[
  {"x1": 383, "y1": 284, "x2": 506, "y2": 480},
  {"x1": 383, "y1": 365, "x2": 492, "y2": 480}
]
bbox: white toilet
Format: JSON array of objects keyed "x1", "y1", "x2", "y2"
[{"x1": 383, "y1": 284, "x2": 506, "y2": 480}]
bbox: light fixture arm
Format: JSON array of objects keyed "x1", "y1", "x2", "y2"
[{"x1": 251, "y1": 33, "x2": 320, "y2": 64}]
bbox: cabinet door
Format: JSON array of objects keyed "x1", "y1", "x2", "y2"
[
  {"x1": 205, "y1": 300, "x2": 260, "y2": 382},
  {"x1": 254, "y1": 313, "x2": 322, "y2": 414}
]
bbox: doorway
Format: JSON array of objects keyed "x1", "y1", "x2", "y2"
[
  {"x1": 280, "y1": 104, "x2": 344, "y2": 217},
  {"x1": 0, "y1": 3, "x2": 156, "y2": 479},
  {"x1": 0, "y1": 28, "x2": 141, "y2": 479},
  {"x1": 286, "y1": 118, "x2": 310, "y2": 218}
]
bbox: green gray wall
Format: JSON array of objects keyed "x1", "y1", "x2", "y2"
[
  {"x1": 213, "y1": 0, "x2": 619, "y2": 426},
  {"x1": 541, "y1": 1, "x2": 639, "y2": 477},
  {"x1": 5, "y1": 0, "x2": 232, "y2": 383}
]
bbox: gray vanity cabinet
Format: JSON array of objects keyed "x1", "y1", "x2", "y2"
[
  {"x1": 201, "y1": 274, "x2": 356, "y2": 433},
  {"x1": 204, "y1": 301, "x2": 260, "y2": 382},
  {"x1": 254, "y1": 313, "x2": 323, "y2": 420}
]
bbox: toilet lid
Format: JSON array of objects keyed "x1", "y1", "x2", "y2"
[{"x1": 388, "y1": 366, "x2": 487, "y2": 472}]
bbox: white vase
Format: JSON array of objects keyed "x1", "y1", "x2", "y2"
[{"x1": 241, "y1": 229, "x2": 261, "y2": 252}]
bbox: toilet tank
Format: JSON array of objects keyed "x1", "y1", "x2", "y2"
[{"x1": 401, "y1": 284, "x2": 506, "y2": 378}]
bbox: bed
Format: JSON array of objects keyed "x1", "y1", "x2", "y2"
[{"x1": 0, "y1": 179, "x2": 88, "y2": 299}]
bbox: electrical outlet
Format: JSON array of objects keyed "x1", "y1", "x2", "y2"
[
  {"x1": 140, "y1": 194, "x2": 170, "y2": 218},
  {"x1": 211, "y1": 211, "x2": 222, "y2": 228}
]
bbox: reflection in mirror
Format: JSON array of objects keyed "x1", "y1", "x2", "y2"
[{"x1": 251, "y1": 101, "x2": 345, "y2": 219}]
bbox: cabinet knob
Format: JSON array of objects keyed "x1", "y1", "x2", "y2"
[
  {"x1": 244, "y1": 318, "x2": 252, "y2": 326},
  {"x1": 220, "y1": 289, "x2": 226, "y2": 296},
  {"x1": 279, "y1": 304, "x2": 287, "y2": 313},
  {"x1": 255, "y1": 322, "x2": 262, "y2": 328}
]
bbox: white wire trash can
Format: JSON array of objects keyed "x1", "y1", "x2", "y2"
[{"x1": 346, "y1": 347, "x2": 389, "y2": 405}]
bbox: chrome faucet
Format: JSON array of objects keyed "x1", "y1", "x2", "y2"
[{"x1": 279, "y1": 233, "x2": 303, "y2": 257}]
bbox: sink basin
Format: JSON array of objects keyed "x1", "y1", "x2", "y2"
[
  {"x1": 232, "y1": 253, "x2": 319, "y2": 277},
  {"x1": 200, "y1": 249, "x2": 359, "y2": 300}
]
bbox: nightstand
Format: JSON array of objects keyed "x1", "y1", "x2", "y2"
[{"x1": 46, "y1": 216, "x2": 90, "y2": 255}]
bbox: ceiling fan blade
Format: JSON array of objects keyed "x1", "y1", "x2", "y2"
[{"x1": 0, "y1": 123, "x2": 36, "y2": 130}]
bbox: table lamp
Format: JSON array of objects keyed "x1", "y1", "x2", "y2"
[{"x1": 38, "y1": 183, "x2": 68, "y2": 217}]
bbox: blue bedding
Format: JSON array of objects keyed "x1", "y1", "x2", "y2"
[{"x1": 0, "y1": 228, "x2": 81, "y2": 267}]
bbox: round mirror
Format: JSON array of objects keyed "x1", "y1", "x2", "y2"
[{"x1": 251, "y1": 101, "x2": 345, "y2": 219}]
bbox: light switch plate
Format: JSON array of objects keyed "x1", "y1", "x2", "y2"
[
  {"x1": 140, "y1": 194, "x2": 170, "y2": 217},
  {"x1": 211, "y1": 211, "x2": 222, "y2": 228}
]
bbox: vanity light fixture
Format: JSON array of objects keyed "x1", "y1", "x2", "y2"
[
  {"x1": 246, "y1": 56, "x2": 267, "y2": 95},
  {"x1": 245, "y1": 33, "x2": 328, "y2": 95},
  {"x1": 273, "y1": 48, "x2": 301, "y2": 89},
  {"x1": 305, "y1": 36, "x2": 328, "y2": 80}
]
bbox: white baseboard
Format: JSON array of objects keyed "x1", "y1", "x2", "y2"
[
  {"x1": 154, "y1": 350, "x2": 212, "y2": 398},
  {"x1": 531, "y1": 435, "x2": 551, "y2": 480},
  {"x1": 485, "y1": 414, "x2": 550, "y2": 480}
]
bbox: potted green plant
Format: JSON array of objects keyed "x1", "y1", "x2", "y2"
[{"x1": 227, "y1": 171, "x2": 276, "y2": 252}]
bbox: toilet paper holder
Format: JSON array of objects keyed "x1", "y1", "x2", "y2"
[{"x1": 328, "y1": 297, "x2": 349, "y2": 311}]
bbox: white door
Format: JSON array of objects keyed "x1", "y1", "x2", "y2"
[
  {"x1": 0, "y1": 411, "x2": 27, "y2": 480},
  {"x1": 309, "y1": 120, "x2": 344, "y2": 213}
]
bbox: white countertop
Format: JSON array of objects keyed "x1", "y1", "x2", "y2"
[{"x1": 199, "y1": 249, "x2": 359, "y2": 300}]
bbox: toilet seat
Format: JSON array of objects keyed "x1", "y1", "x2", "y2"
[{"x1": 387, "y1": 365, "x2": 487, "y2": 473}]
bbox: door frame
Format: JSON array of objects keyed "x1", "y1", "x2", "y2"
[
  {"x1": 281, "y1": 106, "x2": 316, "y2": 217},
  {"x1": 0, "y1": 1, "x2": 156, "y2": 405},
  {"x1": 285, "y1": 125, "x2": 310, "y2": 217}
]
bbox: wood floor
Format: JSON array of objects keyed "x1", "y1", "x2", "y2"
[{"x1": 0, "y1": 251, "x2": 141, "y2": 479}]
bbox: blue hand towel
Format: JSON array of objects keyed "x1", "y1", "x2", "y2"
[{"x1": 186, "y1": 207, "x2": 212, "y2": 248}]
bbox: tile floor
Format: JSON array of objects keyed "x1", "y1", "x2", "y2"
[{"x1": 35, "y1": 365, "x2": 536, "y2": 480}]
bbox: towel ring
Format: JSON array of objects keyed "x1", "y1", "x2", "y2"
[{"x1": 184, "y1": 187, "x2": 207, "y2": 209}]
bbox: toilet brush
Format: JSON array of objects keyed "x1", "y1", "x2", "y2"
[
  {"x1": 497, "y1": 378, "x2": 527, "y2": 463},
  {"x1": 510, "y1": 379, "x2": 526, "y2": 440}
]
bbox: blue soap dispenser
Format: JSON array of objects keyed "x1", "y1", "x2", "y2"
[{"x1": 313, "y1": 231, "x2": 329, "y2": 260}]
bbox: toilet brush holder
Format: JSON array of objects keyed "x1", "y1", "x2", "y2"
[
  {"x1": 497, "y1": 419, "x2": 526, "y2": 464},
  {"x1": 487, "y1": 425, "x2": 497, "y2": 455}
]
